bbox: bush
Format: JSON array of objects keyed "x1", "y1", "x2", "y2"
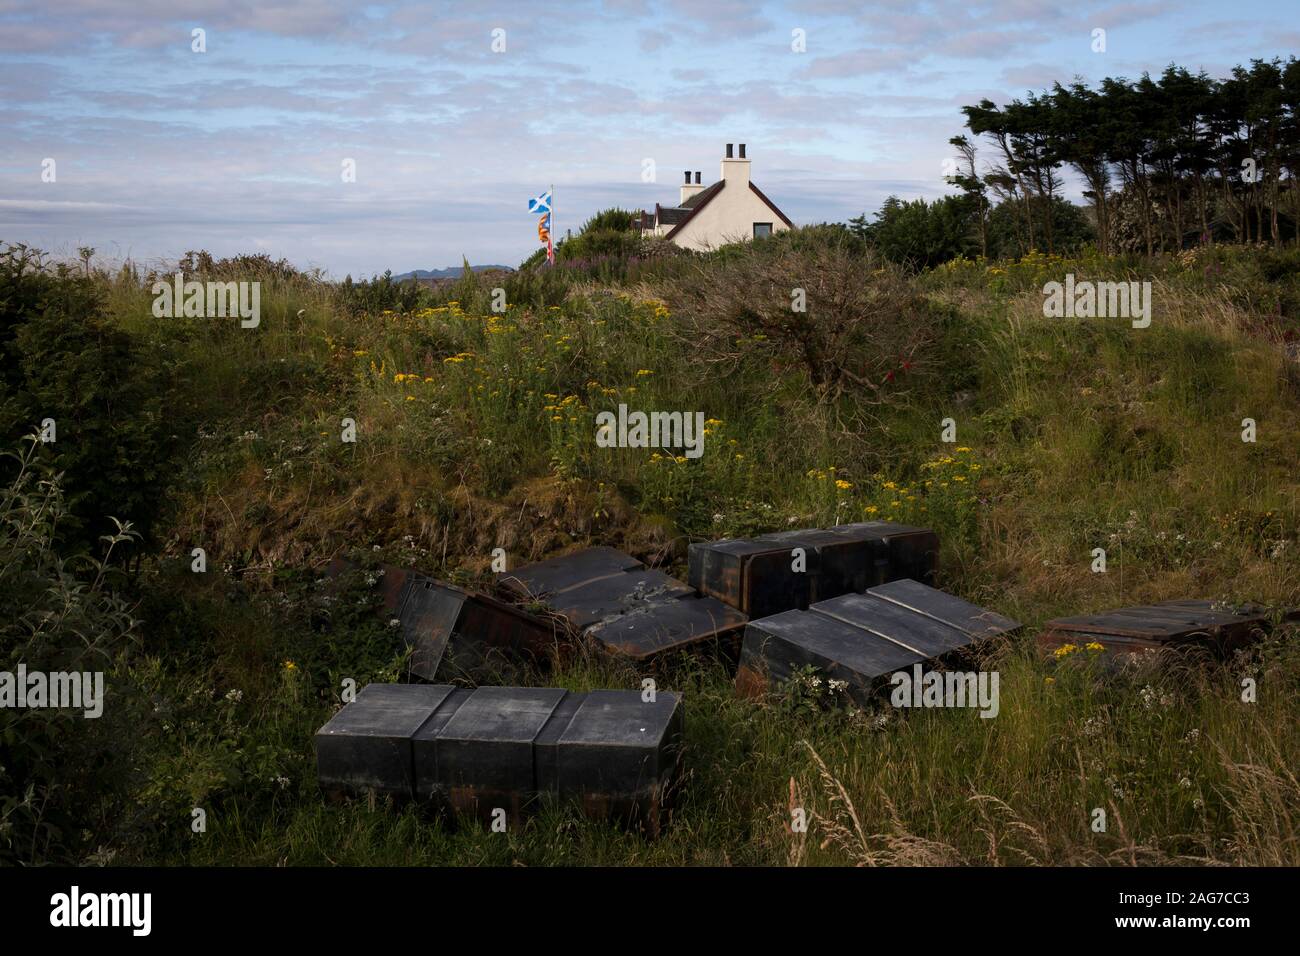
[
  {"x1": 0, "y1": 437, "x2": 141, "y2": 864},
  {"x1": 662, "y1": 229, "x2": 939, "y2": 420},
  {"x1": 0, "y1": 244, "x2": 173, "y2": 550},
  {"x1": 850, "y1": 195, "x2": 976, "y2": 269},
  {"x1": 988, "y1": 195, "x2": 1096, "y2": 259}
]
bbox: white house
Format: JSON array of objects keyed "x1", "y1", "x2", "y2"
[{"x1": 639, "y1": 144, "x2": 791, "y2": 250}]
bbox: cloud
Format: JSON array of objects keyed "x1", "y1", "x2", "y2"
[
  {"x1": 999, "y1": 62, "x2": 1076, "y2": 90},
  {"x1": 637, "y1": 28, "x2": 671, "y2": 52},
  {"x1": 0, "y1": 0, "x2": 1293, "y2": 274},
  {"x1": 805, "y1": 48, "x2": 919, "y2": 78}
]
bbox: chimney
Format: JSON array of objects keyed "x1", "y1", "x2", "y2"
[
  {"x1": 721, "y1": 142, "x2": 750, "y2": 188},
  {"x1": 695, "y1": 171, "x2": 701, "y2": 184},
  {"x1": 680, "y1": 168, "x2": 704, "y2": 205}
]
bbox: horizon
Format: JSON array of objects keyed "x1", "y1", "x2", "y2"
[{"x1": 2, "y1": 0, "x2": 1298, "y2": 277}]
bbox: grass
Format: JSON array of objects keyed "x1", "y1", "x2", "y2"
[{"x1": 18, "y1": 238, "x2": 1300, "y2": 866}]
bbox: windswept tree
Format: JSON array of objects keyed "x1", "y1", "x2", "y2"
[
  {"x1": 1049, "y1": 81, "x2": 1113, "y2": 254},
  {"x1": 947, "y1": 134, "x2": 989, "y2": 258},
  {"x1": 959, "y1": 57, "x2": 1299, "y2": 254},
  {"x1": 963, "y1": 98, "x2": 1039, "y2": 251}
]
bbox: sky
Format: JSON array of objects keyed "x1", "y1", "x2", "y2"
[{"x1": 1, "y1": 0, "x2": 1297, "y2": 277}]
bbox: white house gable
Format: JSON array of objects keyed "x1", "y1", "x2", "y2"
[{"x1": 641, "y1": 144, "x2": 791, "y2": 250}]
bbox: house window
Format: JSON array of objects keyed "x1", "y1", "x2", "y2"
[{"x1": 753, "y1": 222, "x2": 773, "y2": 238}]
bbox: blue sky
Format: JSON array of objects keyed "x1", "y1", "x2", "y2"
[{"x1": 1, "y1": 0, "x2": 1297, "y2": 276}]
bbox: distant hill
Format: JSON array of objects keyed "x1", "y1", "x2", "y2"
[{"x1": 392, "y1": 265, "x2": 513, "y2": 282}]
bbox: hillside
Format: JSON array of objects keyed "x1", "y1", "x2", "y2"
[
  {"x1": 3, "y1": 233, "x2": 1299, "y2": 866},
  {"x1": 391, "y1": 265, "x2": 514, "y2": 282}
]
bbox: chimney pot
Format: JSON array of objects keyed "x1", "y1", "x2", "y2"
[
  {"x1": 739, "y1": 143, "x2": 746, "y2": 158},
  {"x1": 684, "y1": 170, "x2": 690, "y2": 184},
  {"x1": 695, "y1": 171, "x2": 701, "y2": 184},
  {"x1": 725, "y1": 144, "x2": 733, "y2": 159}
]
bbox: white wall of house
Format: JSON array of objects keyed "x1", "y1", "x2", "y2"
[{"x1": 668, "y1": 153, "x2": 789, "y2": 251}]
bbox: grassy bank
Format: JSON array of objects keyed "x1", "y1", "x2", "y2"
[{"x1": 3, "y1": 237, "x2": 1300, "y2": 865}]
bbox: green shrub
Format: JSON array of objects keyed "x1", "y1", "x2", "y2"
[
  {"x1": 0, "y1": 243, "x2": 173, "y2": 549},
  {"x1": 662, "y1": 229, "x2": 939, "y2": 419},
  {"x1": 0, "y1": 437, "x2": 141, "y2": 864}
]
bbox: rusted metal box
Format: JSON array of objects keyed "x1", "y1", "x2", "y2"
[
  {"x1": 415, "y1": 686, "x2": 568, "y2": 818},
  {"x1": 736, "y1": 579, "x2": 1020, "y2": 706},
  {"x1": 824, "y1": 522, "x2": 940, "y2": 587},
  {"x1": 1038, "y1": 600, "x2": 1285, "y2": 659},
  {"x1": 585, "y1": 595, "x2": 749, "y2": 660},
  {"x1": 688, "y1": 522, "x2": 939, "y2": 619},
  {"x1": 687, "y1": 530, "x2": 869, "y2": 620},
  {"x1": 326, "y1": 558, "x2": 561, "y2": 680},
  {"x1": 314, "y1": 683, "x2": 457, "y2": 800},
  {"x1": 499, "y1": 547, "x2": 748, "y2": 662},
  {"x1": 522, "y1": 568, "x2": 695, "y2": 630},
  {"x1": 542, "y1": 689, "x2": 685, "y2": 834},
  {"x1": 498, "y1": 546, "x2": 645, "y2": 599},
  {"x1": 316, "y1": 683, "x2": 684, "y2": 834}
]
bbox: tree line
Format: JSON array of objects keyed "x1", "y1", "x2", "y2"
[{"x1": 852, "y1": 58, "x2": 1300, "y2": 266}]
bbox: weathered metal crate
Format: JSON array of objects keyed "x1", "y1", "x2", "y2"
[
  {"x1": 498, "y1": 546, "x2": 645, "y2": 600},
  {"x1": 540, "y1": 689, "x2": 685, "y2": 834},
  {"x1": 736, "y1": 579, "x2": 1020, "y2": 706},
  {"x1": 586, "y1": 595, "x2": 749, "y2": 660},
  {"x1": 315, "y1": 683, "x2": 684, "y2": 834},
  {"x1": 825, "y1": 522, "x2": 940, "y2": 587},
  {"x1": 689, "y1": 522, "x2": 940, "y2": 620},
  {"x1": 1038, "y1": 600, "x2": 1284, "y2": 659},
  {"x1": 326, "y1": 558, "x2": 561, "y2": 680},
  {"x1": 522, "y1": 568, "x2": 695, "y2": 630},
  {"x1": 315, "y1": 683, "x2": 456, "y2": 800},
  {"x1": 414, "y1": 686, "x2": 568, "y2": 818},
  {"x1": 498, "y1": 547, "x2": 748, "y2": 662}
]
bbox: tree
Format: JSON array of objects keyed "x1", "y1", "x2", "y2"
[
  {"x1": 1049, "y1": 82, "x2": 1113, "y2": 254},
  {"x1": 854, "y1": 195, "x2": 977, "y2": 269},
  {"x1": 948, "y1": 135, "x2": 988, "y2": 258},
  {"x1": 959, "y1": 57, "x2": 1300, "y2": 254}
]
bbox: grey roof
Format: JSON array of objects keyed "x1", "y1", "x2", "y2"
[
  {"x1": 681, "y1": 181, "x2": 723, "y2": 209},
  {"x1": 656, "y1": 205, "x2": 690, "y2": 225}
]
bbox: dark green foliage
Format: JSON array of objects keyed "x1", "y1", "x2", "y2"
[
  {"x1": 0, "y1": 440, "x2": 141, "y2": 864},
  {"x1": 519, "y1": 207, "x2": 684, "y2": 281},
  {"x1": 0, "y1": 244, "x2": 172, "y2": 550},
  {"x1": 986, "y1": 195, "x2": 1097, "y2": 259},
  {"x1": 849, "y1": 195, "x2": 980, "y2": 269},
  {"x1": 335, "y1": 269, "x2": 433, "y2": 315},
  {"x1": 956, "y1": 57, "x2": 1300, "y2": 255}
]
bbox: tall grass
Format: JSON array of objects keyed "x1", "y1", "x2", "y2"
[{"x1": 16, "y1": 239, "x2": 1300, "y2": 865}]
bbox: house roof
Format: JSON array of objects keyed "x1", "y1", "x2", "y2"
[
  {"x1": 655, "y1": 203, "x2": 691, "y2": 226},
  {"x1": 749, "y1": 181, "x2": 793, "y2": 228},
  {"x1": 681, "y1": 181, "x2": 723, "y2": 209},
  {"x1": 663, "y1": 179, "x2": 791, "y2": 240}
]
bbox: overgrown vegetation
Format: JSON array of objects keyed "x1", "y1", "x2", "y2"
[
  {"x1": 854, "y1": 57, "x2": 1300, "y2": 267},
  {"x1": 2, "y1": 220, "x2": 1299, "y2": 866}
]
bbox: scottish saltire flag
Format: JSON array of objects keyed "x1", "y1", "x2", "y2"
[{"x1": 528, "y1": 190, "x2": 552, "y2": 214}]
